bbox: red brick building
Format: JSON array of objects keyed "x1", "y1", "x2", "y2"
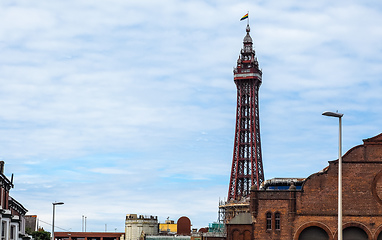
[{"x1": 227, "y1": 133, "x2": 382, "y2": 240}]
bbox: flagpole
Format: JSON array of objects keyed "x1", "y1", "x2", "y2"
[{"x1": 247, "y1": 11, "x2": 249, "y2": 25}]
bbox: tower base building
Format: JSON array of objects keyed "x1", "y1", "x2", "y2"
[{"x1": 226, "y1": 133, "x2": 382, "y2": 240}]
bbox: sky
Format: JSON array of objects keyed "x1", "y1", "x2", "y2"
[{"x1": 1, "y1": 0, "x2": 382, "y2": 233}]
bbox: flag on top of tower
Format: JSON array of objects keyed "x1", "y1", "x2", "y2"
[{"x1": 240, "y1": 13, "x2": 248, "y2": 21}]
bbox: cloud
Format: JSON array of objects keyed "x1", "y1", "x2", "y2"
[{"x1": 2, "y1": 0, "x2": 382, "y2": 232}]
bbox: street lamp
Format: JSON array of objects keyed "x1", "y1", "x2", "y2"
[
  {"x1": 52, "y1": 202, "x2": 64, "y2": 240},
  {"x1": 322, "y1": 111, "x2": 343, "y2": 240}
]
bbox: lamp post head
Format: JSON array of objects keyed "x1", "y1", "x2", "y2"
[
  {"x1": 322, "y1": 111, "x2": 344, "y2": 118},
  {"x1": 53, "y1": 202, "x2": 64, "y2": 206}
]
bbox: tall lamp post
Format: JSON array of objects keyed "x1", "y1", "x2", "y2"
[
  {"x1": 322, "y1": 111, "x2": 343, "y2": 240},
  {"x1": 52, "y1": 202, "x2": 64, "y2": 240}
]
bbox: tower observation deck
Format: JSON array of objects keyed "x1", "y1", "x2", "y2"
[{"x1": 228, "y1": 24, "x2": 264, "y2": 202}]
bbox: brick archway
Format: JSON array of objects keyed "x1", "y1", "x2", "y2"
[
  {"x1": 227, "y1": 225, "x2": 252, "y2": 240},
  {"x1": 294, "y1": 221, "x2": 333, "y2": 240},
  {"x1": 230, "y1": 228, "x2": 251, "y2": 240},
  {"x1": 371, "y1": 170, "x2": 382, "y2": 205},
  {"x1": 333, "y1": 222, "x2": 372, "y2": 240}
]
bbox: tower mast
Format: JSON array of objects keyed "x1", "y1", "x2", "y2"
[{"x1": 228, "y1": 23, "x2": 264, "y2": 201}]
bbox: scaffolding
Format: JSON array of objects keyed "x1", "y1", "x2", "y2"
[{"x1": 218, "y1": 198, "x2": 250, "y2": 225}]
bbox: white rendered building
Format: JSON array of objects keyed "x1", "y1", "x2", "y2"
[{"x1": 125, "y1": 214, "x2": 158, "y2": 240}]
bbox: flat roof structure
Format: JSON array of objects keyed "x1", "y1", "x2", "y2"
[{"x1": 54, "y1": 232, "x2": 124, "y2": 240}]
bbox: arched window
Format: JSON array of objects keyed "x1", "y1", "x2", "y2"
[
  {"x1": 343, "y1": 227, "x2": 368, "y2": 240},
  {"x1": 377, "y1": 229, "x2": 382, "y2": 240},
  {"x1": 298, "y1": 226, "x2": 329, "y2": 240},
  {"x1": 275, "y1": 212, "x2": 280, "y2": 230},
  {"x1": 266, "y1": 212, "x2": 272, "y2": 230}
]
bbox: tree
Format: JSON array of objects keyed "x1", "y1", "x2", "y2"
[{"x1": 31, "y1": 228, "x2": 50, "y2": 240}]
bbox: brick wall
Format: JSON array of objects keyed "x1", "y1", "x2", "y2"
[{"x1": 250, "y1": 133, "x2": 382, "y2": 240}]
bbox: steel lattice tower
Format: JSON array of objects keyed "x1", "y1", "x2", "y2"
[{"x1": 228, "y1": 24, "x2": 264, "y2": 201}]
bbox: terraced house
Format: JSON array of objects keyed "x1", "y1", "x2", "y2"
[{"x1": 0, "y1": 161, "x2": 29, "y2": 240}]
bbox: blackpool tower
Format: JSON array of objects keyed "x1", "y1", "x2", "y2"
[{"x1": 227, "y1": 23, "x2": 264, "y2": 201}]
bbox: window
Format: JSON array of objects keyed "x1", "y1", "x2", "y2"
[
  {"x1": 0, "y1": 188, "x2": 3, "y2": 208},
  {"x1": 275, "y1": 213, "x2": 281, "y2": 230},
  {"x1": 10, "y1": 226, "x2": 14, "y2": 240},
  {"x1": 1, "y1": 221, "x2": 5, "y2": 240},
  {"x1": 266, "y1": 212, "x2": 272, "y2": 230}
]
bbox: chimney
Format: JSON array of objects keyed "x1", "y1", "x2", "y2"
[{"x1": 0, "y1": 161, "x2": 4, "y2": 174}]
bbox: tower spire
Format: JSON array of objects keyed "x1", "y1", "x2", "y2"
[{"x1": 228, "y1": 23, "x2": 264, "y2": 201}]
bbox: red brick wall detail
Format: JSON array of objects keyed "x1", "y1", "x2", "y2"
[{"x1": 250, "y1": 133, "x2": 382, "y2": 240}]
